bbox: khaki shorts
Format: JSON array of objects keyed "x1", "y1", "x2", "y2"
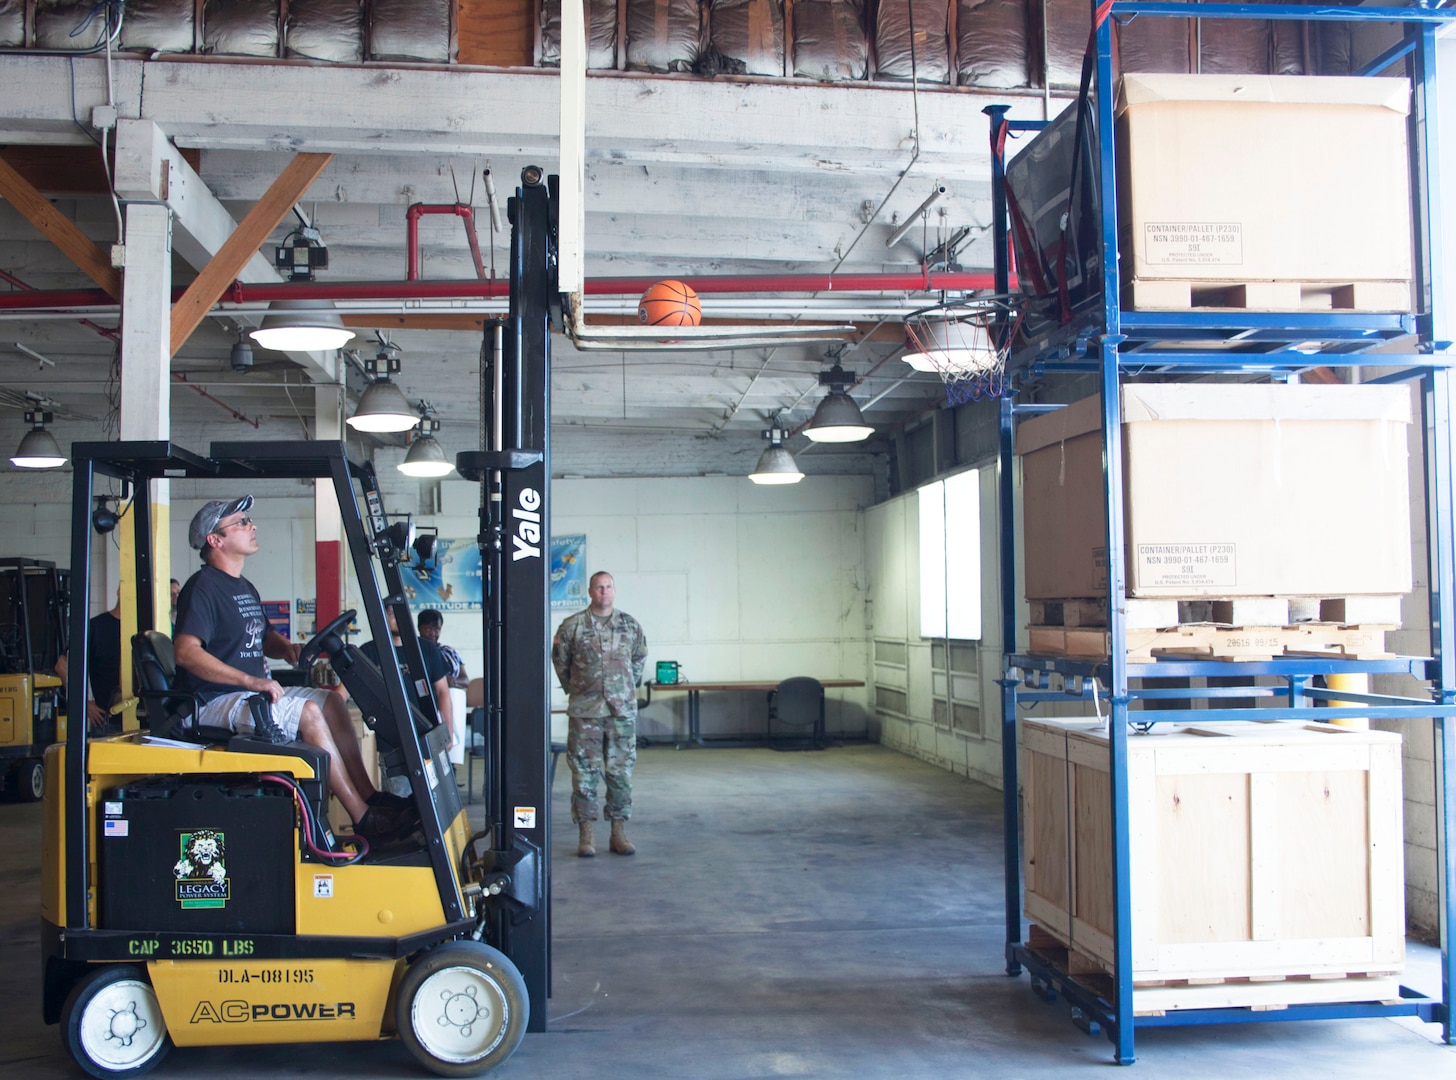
[{"x1": 196, "y1": 687, "x2": 333, "y2": 740}]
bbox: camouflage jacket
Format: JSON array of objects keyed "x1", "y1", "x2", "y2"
[{"x1": 552, "y1": 607, "x2": 648, "y2": 718}]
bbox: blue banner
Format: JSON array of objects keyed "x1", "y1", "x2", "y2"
[
  {"x1": 399, "y1": 538, "x2": 484, "y2": 612},
  {"x1": 551, "y1": 534, "x2": 588, "y2": 610}
]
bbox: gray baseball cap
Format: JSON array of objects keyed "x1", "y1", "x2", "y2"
[{"x1": 188, "y1": 494, "x2": 254, "y2": 550}]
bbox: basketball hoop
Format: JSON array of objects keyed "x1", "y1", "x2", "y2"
[{"x1": 903, "y1": 302, "x2": 1021, "y2": 405}]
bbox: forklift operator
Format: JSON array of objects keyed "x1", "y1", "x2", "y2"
[{"x1": 173, "y1": 495, "x2": 414, "y2": 844}]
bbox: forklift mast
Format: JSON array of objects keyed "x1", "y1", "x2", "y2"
[{"x1": 459, "y1": 167, "x2": 556, "y2": 1034}]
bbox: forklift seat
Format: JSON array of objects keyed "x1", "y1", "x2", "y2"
[
  {"x1": 131, "y1": 630, "x2": 334, "y2": 810},
  {"x1": 131, "y1": 631, "x2": 278, "y2": 746},
  {"x1": 132, "y1": 630, "x2": 224, "y2": 742}
]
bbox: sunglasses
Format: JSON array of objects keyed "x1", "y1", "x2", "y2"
[{"x1": 213, "y1": 515, "x2": 254, "y2": 535}]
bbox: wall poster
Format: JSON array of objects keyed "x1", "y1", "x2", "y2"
[
  {"x1": 551, "y1": 534, "x2": 587, "y2": 610},
  {"x1": 399, "y1": 538, "x2": 484, "y2": 612}
]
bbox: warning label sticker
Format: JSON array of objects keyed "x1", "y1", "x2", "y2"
[
  {"x1": 1144, "y1": 223, "x2": 1243, "y2": 266},
  {"x1": 1136, "y1": 543, "x2": 1236, "y2": 588}
]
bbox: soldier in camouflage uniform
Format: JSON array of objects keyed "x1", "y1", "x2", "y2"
[{"x1": 552, "y1": 571, "x2": 648, "y2": 857}]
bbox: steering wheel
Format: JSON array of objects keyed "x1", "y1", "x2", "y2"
[{"x1": 296, "y1": 609, "x2": 357, "y2": 669}]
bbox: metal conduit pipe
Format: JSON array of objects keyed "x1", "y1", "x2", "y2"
[
  {"x1": 406, "y1": 203, "x2": 489, "y2": 282},
  {"x1": 0, "y1": 271, "x2": 1007, "y2": 312}
]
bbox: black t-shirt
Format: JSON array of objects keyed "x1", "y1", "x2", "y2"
[
  {"x1": 361, "y1": 636, "x2": 451, "y2": 689},
  {"x1": 174, "y1": 564, "x2": 271, "y2": 702},
  {"x1": 88, "y1": 611, "x2": 121, "y2": 707}
]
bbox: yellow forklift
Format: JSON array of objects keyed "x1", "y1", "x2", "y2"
[
  {"x1": 41, "y1": 170, "x2": 557, "y2": 1078},
  {"x1": 0, "y1": 558, "x2": 68, "y2": 801}
]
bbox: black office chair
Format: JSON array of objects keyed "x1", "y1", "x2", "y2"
[
  {"x1": 766, "y1": 676, "x2": 825, "y2": 751},
  {"x1": 463, "y1": 704, "x2": 564, "y2": 804}
]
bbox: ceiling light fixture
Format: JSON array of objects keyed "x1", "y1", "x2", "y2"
[
  {"x1": 10, "y1": 408, "x2": 66, "y2": 469},
  {"x1": 804, "y1": 363, "x2": 874, "y2": 443},
  {"x1": 398, "y1": 411, "x2": 454, "y2": 478},
  {"x1": 748, "y1": 420, "x2": 804, "y2": 485},
  {"x1": 230, "y1": 333, "x2": 254, "y2": 373},
  {"x1": 347, "y1": 344, "x2": 418, "y2": 433},
  {"x1": 249, "y1": 299, "x2": 354, "y2": 353}
]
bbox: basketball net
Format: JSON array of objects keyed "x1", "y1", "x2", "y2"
[{"x1": 904, "y1": 306, "x2": 1021, "y2": 406}]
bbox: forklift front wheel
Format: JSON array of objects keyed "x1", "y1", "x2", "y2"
[
  {"x1": 15, "y1": 758, "x2": 44, "y2": 802},
  {"x1": 61, "y1": 965, "x2": 170, "y2": 1079},
  {"x1": 396, "y1": 941, "x2": 529, "y2": 1077}
]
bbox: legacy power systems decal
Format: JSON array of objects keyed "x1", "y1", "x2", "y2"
[{"x1": 174, "y1": 829, "x2": 230, "y2": 909}]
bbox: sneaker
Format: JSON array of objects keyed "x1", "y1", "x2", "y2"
[
  {"x1": 352, "y1": 808, "x2": 416, "y2": 847},
  {"x1": 368, "y1": 791, "x2": 416, "y2": 814}
]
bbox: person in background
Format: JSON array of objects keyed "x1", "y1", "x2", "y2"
[
  {"x1": 55, "y1": 600, "x2": 122, "y2": 732},
  {"x1": 552, "y1": 571, "x2": 648, "y2": 858},
  {"x1": 362, "y1": 605, "x2": 454, "y2": 750},
  {"x1": 170, "y1": 578, "x2": 181, "y2": 631},
  {"x1": 417, "y1": 608, "x2": 469, "y2": 690},
  {"x1": 173, "y1": 495, "x2": 414, "y2": 846}
]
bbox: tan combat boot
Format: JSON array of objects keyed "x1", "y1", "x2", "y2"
[
  {"x1": 609, "y1": 819, "x2": 635, "y2": 856},
  {"x1": 577, "y1": 820, "x2": 595, "y2": 857}
]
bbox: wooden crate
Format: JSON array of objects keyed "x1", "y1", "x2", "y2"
[{"x1": 1021, "y1": 718, "x2": 1404, "y2": 1005}]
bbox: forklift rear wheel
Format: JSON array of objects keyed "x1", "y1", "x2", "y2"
[
  {"x1": 61, "y1": 965, "x2": 170, "y2": 1079},
  {"x1": 396, "y1": 941, "x2": 529, "y2": 1077},
  {"x1": 14, "y1": 758, "x2": 43, "y2": 802}
]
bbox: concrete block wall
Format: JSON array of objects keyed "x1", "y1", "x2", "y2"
[
  {"x1": 543, "y1": 474, "x2": 874, "y2": 742},
  {"x1": 1370, "y1": 379, "x2": 1441, "y2": 943}
]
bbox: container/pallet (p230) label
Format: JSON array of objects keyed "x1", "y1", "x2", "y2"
[
  {"x1": 1136, "y1": 543, "x2": 1237, "y2": 588},
  {"x1": 1144, "y1": 223, "x2": 1243, "y2": 266}
]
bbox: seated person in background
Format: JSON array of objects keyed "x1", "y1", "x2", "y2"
[
  {"x1": 56, "y1": 601, "x2": 122, "y2": 732},
  {"x1": 172, "y1": 495, "x2": 414, "y2": 845},
  {"x1": 363, "y1": 606, "x2": 454, "y2": 749},
  {"x1": 417, "y1": 608, "x2": 469, "y2": 690}
]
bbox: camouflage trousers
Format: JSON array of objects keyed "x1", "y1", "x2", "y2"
[{"x1": 566, "y1": 712, "x2": 636, "y2": 823}]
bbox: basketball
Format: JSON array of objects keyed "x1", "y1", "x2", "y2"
[{"x1": 638, "y1": 280, "x2": 701, "y2": 327}]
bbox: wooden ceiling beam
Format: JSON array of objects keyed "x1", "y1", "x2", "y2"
[
  {"x1": 0, "y1": 145, "x2": 201, "y2": 195},
  {"x1": 170, "y1": 151, "x2": 333, "y2": 357},
  {"x1": 0, "y1": 155, "x2": 122, "y2": 299}
]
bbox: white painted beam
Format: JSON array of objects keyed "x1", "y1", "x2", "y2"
[
  {"x1": 119, "y1": 60, "x2": 1035, "y2": 170},
  {"x1": 113, "y1": 120, "x2": 278, "y2": 284},
  {"x1": 110, "y1": 120, "x2": 341, "y2": 386}
]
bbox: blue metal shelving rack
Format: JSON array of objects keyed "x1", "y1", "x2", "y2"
[{"x1": 987, "y1": 3, "x2": 1456, "y2": 1064}]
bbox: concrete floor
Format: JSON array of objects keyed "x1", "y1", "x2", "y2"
[{"x1": 1, "y1": 743, "x2": 1451, "y2": 1078}]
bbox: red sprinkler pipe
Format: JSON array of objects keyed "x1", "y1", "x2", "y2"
[
  {"x1": 406, "y1": 203, "x2": 488, "y2": 282},
  {"x1": 583, "y1": 271, "x2": 1007, "y2": 295},
  {"x1": 0, "y1": 270, "x2": 1019, "y2": 312}
]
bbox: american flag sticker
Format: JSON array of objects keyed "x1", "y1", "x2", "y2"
[{"x1": 103, "y1": 818, "x2": 128, "y2": 837}]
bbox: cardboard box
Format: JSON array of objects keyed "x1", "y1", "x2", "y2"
[
  {"x1": 1016, "y1": 383, "x2": 1412, "y2": 599},
  {"x1": 1021, "y1": 718, "x2": 1405, "y2": 1005},
  {"x1": 1117, "y1": 74, "x2": 1412, "y2": 292}
]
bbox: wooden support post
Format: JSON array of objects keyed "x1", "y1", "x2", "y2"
[
  {"x1": 0, "y1": 156, "x2": 123, "y2": 298},
  {"x1": 169, "y1": 151, "x2": 333, "y2": 356}
]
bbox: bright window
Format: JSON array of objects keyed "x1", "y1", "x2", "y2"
[{"x1": 919, "y1": 470, "x2": 981, "y2": 640}]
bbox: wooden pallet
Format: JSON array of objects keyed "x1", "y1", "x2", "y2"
[
  {"x1": 1026, "y1": 622, "x2": 1394, "y2": 661},
  {"x1": 1127, "y1": 278, "x2": 1411, "y2": 313},
  {"x1": 1023, "y1": 926, "x2": 1403, "y2": 1015},
  {"x1": 1030, "y1": 595, "x2": 1404, "y2": 631}
]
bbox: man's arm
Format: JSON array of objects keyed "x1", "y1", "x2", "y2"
[
  {"x1": 57, "y1": 652, "x2": 111, "y2": 728},
  {"x1": 432, "y1": 674, "x2": 454, "y2": 748},
  {"x1": 631, "y1": 623, "x2": 649, "y2": 686},
  {"x1": 551, "y1": 621, "x2": 574, "y2": 688},
  {"x1": 173, "y1": 633, "x2": 285, "y2": 703},
  {"x1": 263, "y1": 629, "x2": 301, "y2": 666}
]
